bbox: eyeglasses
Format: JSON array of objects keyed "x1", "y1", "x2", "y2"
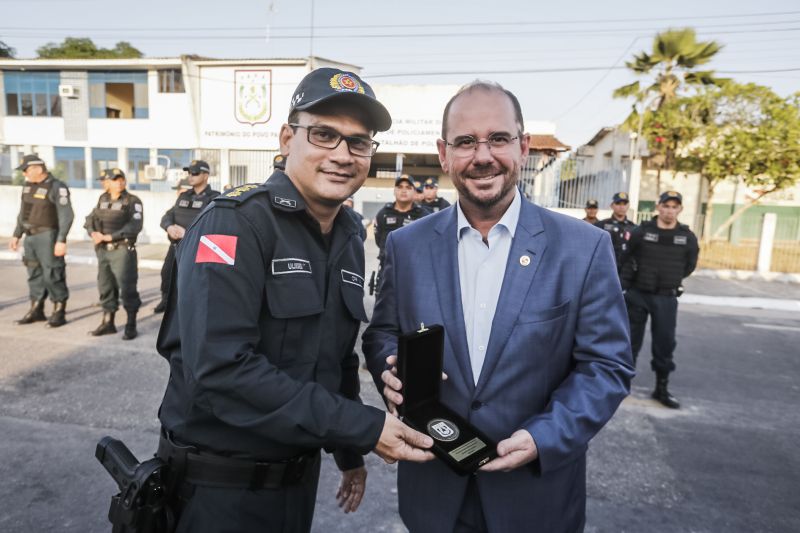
[
  {"x1": 289, "y1": 124, "x2": 379, "y2": 157},
  {"x1": 444, "y1": 133, "x2": 519, "y2": 157}
]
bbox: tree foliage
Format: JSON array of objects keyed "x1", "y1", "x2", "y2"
[
  {"x1": 0, "y1": 39, "x2": 15, "y2": 58},
  {"x1": 36, "y1": 37, "x2": 142, "y2": 59}
]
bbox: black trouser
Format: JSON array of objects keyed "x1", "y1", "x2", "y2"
[
  {"x1": 95, "y1": 245, "x2": 141, "y2": 313},
  {"x1": 625, "y1": 288, "x2": 678, "y2": 375},
  {"x1": 160, "y1": 242, "x2": 178, "y2": 297},
  {"x1": 22, "y1": 229, "x2": 68, "y2": 303},
  {"x1": 174, "y1": 454, "x2": 321, "y2": 533},
  {"x1": 453, "y1": 477, "x2": 488, "y2": 533}
]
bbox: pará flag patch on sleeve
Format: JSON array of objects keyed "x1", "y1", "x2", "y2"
[{"x1": 196, "y1": 234, "x2": 237, "y2": 265}]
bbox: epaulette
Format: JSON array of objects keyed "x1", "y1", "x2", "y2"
[{"x1": 214, "y1": 183, "x2": 269, "y2": 208}]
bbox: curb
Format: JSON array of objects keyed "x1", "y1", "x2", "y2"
[
  {"x1": 0, "y1": 250, "x2": 164, "y2": 271},
  {"x1": 693, "y1": 268, "x2": 800, "y2": 284}
]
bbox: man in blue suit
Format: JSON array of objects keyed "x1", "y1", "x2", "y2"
[{"x1": 363, "y1": 81, "x2": 634, "y2": 533}]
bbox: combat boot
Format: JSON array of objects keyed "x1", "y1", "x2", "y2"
[
  {"x1": 652, "y1": 374, "x2": 680, "y2": 409},
  {"x1": 47, "y1": 301, "x2": 67, "y2": 328},
  {"x1": 122, "y1": 311, "x2": 138, "y2": 341},
  {"x1": 153, "y1": 298, "x2": 167, "y2": 314},
  {"x1": 91, "y1": 311, "x2": 117, "y2": 336},
  {"x1": 16, "y1": 299, "x2": 46, "y2": 325}
]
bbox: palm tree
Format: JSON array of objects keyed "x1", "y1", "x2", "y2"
[{"x1": 614, "y1": 28, "x2": 724, "y2": 158}]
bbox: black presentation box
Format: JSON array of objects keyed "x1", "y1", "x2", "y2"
[{"x1": 397, "y1": 324, "x2": 498, "y2": 475}]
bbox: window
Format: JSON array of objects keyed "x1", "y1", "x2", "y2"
[
  {"x1": 158, "y1": 69, "x2": 184, "y2": 93},
  {"x1": 88, "y1": 71, "x2": 148, "y2": 119},
  {"x1": 3, "y1": 71, "x2": 61, "y2": 117},
  {"x1": 157, "y1": 149, "x2": 192, "y2": 171},
  {"x1": 127, "y1": 148, "x2": 151, "y2": 190},
  {"x1": 92, "y1": 147, "x2": 118, "y2": 180},
  {"x1": 53, "y1": 147, "x2": 86, "y2": 188}
]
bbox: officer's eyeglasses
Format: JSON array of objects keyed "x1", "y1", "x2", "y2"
[
  {"x1": 289, "y1": 124, "x2": 379, "y2": 157},
  {"x1": 444, "y1": 132, "x2": 519, "y2": 158}
]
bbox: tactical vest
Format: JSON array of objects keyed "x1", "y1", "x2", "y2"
[
  {"x1": 632, "y1": 221, "x2": 694, "y2": 291},
  {"x1": 95, "y1": 193, "x2": 132, "y2": 236},
  {"x1": 20, "y1": 179, "x2": 58, "y2": 230},
  {"x1": 173, "y1": 189, "x2": 217, "y2": 228}
]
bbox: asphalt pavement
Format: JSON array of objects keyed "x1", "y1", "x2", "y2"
[{"x1": 0, "y1": 237, "x2": 798, "y2": 532}]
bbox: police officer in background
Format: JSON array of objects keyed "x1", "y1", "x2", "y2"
[
  {"x1": 84, "y1": 168, "x2": 144, "y2": 340},
  {"x1": 412, "y1": 177, "x2": 426, "y2": 205},
  {"x1": 421, "y1": 176, "x2": 451, "y2": 212},
  {"x1": 374, "y1": 174, "x2": 429, "y2": 264},
  {"x1": 596, "y1": 191, "x2": 637, "y2": 273},
  {"x1": 155, "y1": 68, "x2": 433, "y2": 533},
  {"x1": 621, "y1": 191, "x2": 699, "y2": 409},
  {"x1": 583, "y1": 199, "x2": 599, "y2": 224},
  {"x1": 343, "y1": 196, "x2": 367, "y2": 241},
  {"x1": 154, "y1": 160, "x2": 219, "y2": 313},
  {"x1": 9, "y1": 154, "x2": 74, "y2": 327}
]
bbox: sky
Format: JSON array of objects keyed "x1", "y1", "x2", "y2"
[{"x1": 1, "y1": 0, "x2": 799, "y2": 148}]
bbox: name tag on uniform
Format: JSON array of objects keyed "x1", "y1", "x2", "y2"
[
  {"x1": 341, "y1": 269, "x2": 364, "y2": 288},
  {"x1": 34, "y1": 187, "x2": 48, "y2": 199},
  {"x1": 179, "y1": 200, "x2": 189, "y2": 207},
  {"x1": 192, "y1": 200, "x2": 204, "y2": 209},
  {"x1": 603, "y1": 223, "x2": 613, "y2": 231},
  {"x1": 100, "y1": 202, "x2": 110, "y2": 209},
  {"x1": 433, "y1": 207, "x2": 440, "y2": 212},
  {"x1": 271, "y1": 258, "x2": 312, "y2": 276},
  {"x1": 111, "y1": 202, "x2": 123, "y2": 210},
  {"x1": 402, "y1": 218, "x2": 413, "y2": 226},
  {"x1": 644, "y1": 232, "x2": 659, "y2": 242},
  {"x1": 674, "y1": 235, "x2": 687, "y2": 245},
  {"x1": 22, "y1": 186, "x2": 31, "y2": 193},
  {"x1": 386, "y1": 216, "x2": 397, "y2": 225}
]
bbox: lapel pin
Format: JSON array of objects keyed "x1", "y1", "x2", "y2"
[{"x1": 520, "y1": 255, "x2": 531, "y2": 267}]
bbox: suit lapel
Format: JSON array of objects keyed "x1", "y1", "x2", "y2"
[
  {"x1": 431, "y1": 210, "x2": 474, "y2": 394},
  {"x1": 475, "y1": 201, "x2": 548, "y2": 397}
]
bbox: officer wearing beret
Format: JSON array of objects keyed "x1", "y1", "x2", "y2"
[
  {"x1": 596, "y1": 192, "x2": 637, "y2": 273},
  {"x1": 9, "y1": 154, "x2": 74, "y2": 327},
  {"x1": 421, "y1": 176, "x2": 451, "y2": 212},
  {"x1": 621, "y1": 190, "x2": 699, "y2": 408},
  {"x1": 155, "y1": 67, "x2": 433, "y2": 533},
  {"x1": 583, "y1": 199, "x2": 599, "y2": 224},
  {"x1": 84, "y1": 168, "x2": 143, "y2": 339},
  {"x1": 154, "y1": 160, "x2": 219, "y2": 313}
]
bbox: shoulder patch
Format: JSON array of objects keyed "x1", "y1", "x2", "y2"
[{"x1": 215, "y1": 184, "x2": 268, "y2": 208}]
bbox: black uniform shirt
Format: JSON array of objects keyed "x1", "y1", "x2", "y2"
[
  {"x1": 157, "y1": 171, "x2": 384, "y2": 469},
  {"x1": 621, "y1": 217, "x2": 699, "y2": 292},
  {"x1": 421, "y1": 196, "x2": 451, "y2": 213},
  {"x1": 14, "y1": 174, "x2": 74, "y2": 242},
  {"x1": 83, "y1": 190, "x2": 144, "y2": 243},
  {"x1": 160, "y1": 185, "x2": 220, "y2": 239},
  {"x1": 373, "y1": 202, "x2": 430, "y2": 255},
  {"x1": 595, "y1": 216, "x2": 637, "y2": 270}
]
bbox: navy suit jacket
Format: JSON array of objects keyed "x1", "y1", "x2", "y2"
[{"x1": 363, "y1": 199, "x2": 634, "y2": 533}]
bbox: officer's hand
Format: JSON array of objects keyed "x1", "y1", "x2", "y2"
[
  {"x1": 381, "y1": 354, "x2": 448, "y2": 417},
  {"x1": 374, "y1": 412, "x2": 434, "y2": 464},
  {"x1": 167, "y1": 225, "x2": 185, "y2": 240},
  {"x1": 53, "y1": 242, "x2": 67, "y2": 257},
  {"x1": 9, "y1": 237, "x2": 19, "y2": 251},
  {"x1": 102, "y1": 234, "x2": 113, "y2": 243},
  {"x1": 480, "y1": 429, "x2": 539, "y2": 473},
  {"x1": 90, "y1": 232, "x2": 104, "y2": 245},
  {"x1": 336, "y1": 466, "x2": 367, "y2": 513}
]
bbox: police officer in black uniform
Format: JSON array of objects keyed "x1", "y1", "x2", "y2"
[
  {"x1": 596, "y1": 191, "x2": 637, "y2": 273},
  {"x1": 10, "y1": 154, "x2": 74, "y2": 327},
  {"x1": 374, "y1": 174, "x2": 430, "y2": 271},
  {"x1": 84, "y1": 168, "x2": 144, "y2": 340},
  {"x1": 154, "y1": 160, "x2": 219, "y2": 313},
  {"x1": 155, "y1": 68, "x2": 433, "y2": 533},
  {"x1": 421, "y1": 176, "x2": 451, "y2": 212},
  {"x1": 343, "y1": 196, "x2": 367, "y2": 241},
  {"x1": 621, "y1": 191, "x2": 699, "y2": 409},
  {"x1": 583, "y1": 199, "x2": 599, "y2": 224}
]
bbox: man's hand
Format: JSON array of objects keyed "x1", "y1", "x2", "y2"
[
  {"x1": 90, "y1": 232, "x2": 104, "y2": 246},
  {"x1": 53, "y1": 242, "x2": 67, "y2": 257},
  {"x1": 9, "y1": 237, "x2": 19, "y2": 251},
  {"x1": 373, "y1": 412, "x2": 435, "y2": 464},
  {"x1": 480, "y1": 429, "x2": 538, "y2": 472},
  {"x1": 336, "y1": 466, "x2": 367, "y2": 513},
  {"x1": 167, "y1": 225, "x2": 185, "y2": 241},
  {"x1": 102, "y1": 233, "x2": 113, "y2": 243},
  {"x1": 381, "y1": 354, "x2": 448, "y2": 417}
]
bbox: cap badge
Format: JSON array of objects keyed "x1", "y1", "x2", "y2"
[
  {"x1": 330, "y1": 73, "x2": 365, "y2": 94},
  {"x1": 520, "y1": 255, "x2": 531, "y2": 267},
  {"x1": 668, "y1": 190, "x2": 679, "y2": 196},
  {"x1": 619, "y1": 192, "x2": 627, "y2": 199},
  {"x1": 113, "y1": 168, "x2": 121, "y2": 174}
]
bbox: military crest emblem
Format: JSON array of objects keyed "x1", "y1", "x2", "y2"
[
  {"x1": 235, "y1": 70, "x2": 272, "y2": 126},
  {"x1": 329, "y1": 73, "x2": 365, "y2": 94}
]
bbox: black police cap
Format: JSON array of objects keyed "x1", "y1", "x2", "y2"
[
  {"x1": 16, "y1": 154, "x2": 46, "y2": 171},
  {"x1": 395, "y1": 174, "x2": 414, "y2": 187},
  {"x1": 289, "y1": 68, "x2": 391, "y2": 132},
  {"x1": 99, "y1": 168, "x2": 126, "y2": 180},
  {"x1": 586, "y1": 199, "x2": 599, "y2": 208},
  {"x1": 183, "y1": 160, "x2": 211, "y2": 174},
  {"x1": 273, "y1": 154, "x2": 286, "y2": 171},
  {"x1": 424, "y1": 177, "x2": 439, "y2": 188},
  {"x1": 612, "y1": 192, "x2": 630, "y2": 204},
  {"x1": 659, "y1": 190, "x2": 683, "y2": 204}
]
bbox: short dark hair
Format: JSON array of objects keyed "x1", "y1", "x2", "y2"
[{"x1": 441, "y1": 80, "x2": 525, "y2": 139}]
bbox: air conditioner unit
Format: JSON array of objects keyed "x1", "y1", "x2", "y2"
[
  {"x1": 58, "y1": 85, "x2": 78, "y2": 98},
  {"x1": 144, "y1": 164, "x2": 166, "y2": 181},
  {"x1": 165, "y1": 168, "x2": 185, "y2": 183}
]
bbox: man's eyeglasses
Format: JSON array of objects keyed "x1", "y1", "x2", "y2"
[
  {"x1": 444, "y1": 133, "x2": 519, "y2": 157},
  {"x1": 289, "y1": 124, "x2": 379, "y2": 157}
]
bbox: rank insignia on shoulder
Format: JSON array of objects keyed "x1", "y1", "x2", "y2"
[
  {"x1": 224, "y1": 184, "x2": 260, "y2": 198},
  {"x1": 273, "y1": 196, "x2": 297, "y2": 209},
  {"x1": 215, "y1": 183, "x2": 268, "y2": 207}
]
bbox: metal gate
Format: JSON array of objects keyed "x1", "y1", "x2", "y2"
[{"x1": 229, "y1": 150, "x2": 280, "y2": 187}]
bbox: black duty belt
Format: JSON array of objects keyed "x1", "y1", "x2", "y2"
[
  {"x1": 637, "y1": 287, "x2": 680, "y2": 297},
  {"x1": 157, "y1": 431, "x2": 315, "y2": 490},
  {"x1": 24, "y1": 226, "x2": 57, "y2": 236},
  {"x1": 99, "y1": 239, "x2": 134, "y2": 251}
]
